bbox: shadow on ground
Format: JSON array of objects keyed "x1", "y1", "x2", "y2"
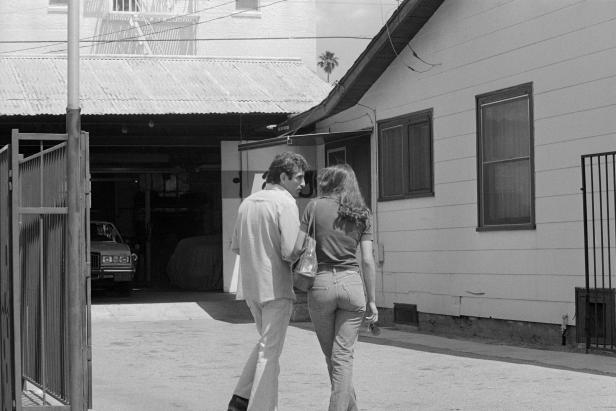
[{"x1": 92, "y1": 287, "x2": 254, "y2": 324}]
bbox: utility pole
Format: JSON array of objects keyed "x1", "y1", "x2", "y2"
[{"x1": 67, "y1": 0, "x2": 85, "y2": 409}]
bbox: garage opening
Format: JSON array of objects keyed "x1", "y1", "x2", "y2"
[
  {"x1": 1, "y1": 113, "x2": 289, "y2": 295},
  {"x1": 91, "y1": 145, "x2": 223, "y2": 291}
]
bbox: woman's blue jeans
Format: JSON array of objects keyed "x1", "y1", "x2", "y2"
[{"x1": 308, "y1": 268, "x2": 366, "y2": 411}]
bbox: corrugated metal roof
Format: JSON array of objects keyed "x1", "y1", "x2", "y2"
[{"x1": 0, "y1": 55, "x2": 332, "y2": 116}]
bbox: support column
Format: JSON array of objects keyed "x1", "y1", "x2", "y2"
[{"x1": 67, "y1": 0, "x2": 85, "y2": 409}]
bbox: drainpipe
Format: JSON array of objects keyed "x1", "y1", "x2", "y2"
[
  {"x1": 561, "y1": 314, "x2": 569, "y2": 346},
  {"x1": 67, "y1": 0, "x2": 85, "y2": 409}
]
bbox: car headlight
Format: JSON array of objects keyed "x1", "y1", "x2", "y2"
[{"x1": 101, "y1": 255, "x2": 131, "y2": 264}]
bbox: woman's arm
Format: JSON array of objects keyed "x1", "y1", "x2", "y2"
[{"x1": 360, "y1": 240, "x2": 378, "y2": 323}]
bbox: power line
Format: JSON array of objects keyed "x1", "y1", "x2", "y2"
[
  {"x1": 0, "y1": 36, "x2": 373, "y2": 44},
  {"x1": 0, "y1": 0, "x2": 237, "y2": 55},
  {"x1": 0, "y1": 0, "x2": 396, "y2": 13},
  {"x1": 43, "y1": 0, "x2": 290, "y2": 54},
  {"x1": 378, "y1": 0, "x2": 437, "y2": 73},
  {"x1": 0, "y1": 6, "x2": 50, "y2": 14},
  {"x1": 0, "y1": 0, "x2": 392, "y2": 55},
  {"x1": 0, "y1": 0, "x2": 395, "y2": 55}
]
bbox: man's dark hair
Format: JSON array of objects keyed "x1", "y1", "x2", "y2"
[{"x1": 266, "y1": 152, "x2": 309, "y2": 184}]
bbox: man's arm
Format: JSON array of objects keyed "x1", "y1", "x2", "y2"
[
  {"x1": 289, "y1": 230, "x2": 307, "y2": 265},
  {"x1": 279, "y1": 201, "x2": 300, "y2": 262},
  {"x1": 288, "y1": 199, "x2": 314, "y2": 264}
]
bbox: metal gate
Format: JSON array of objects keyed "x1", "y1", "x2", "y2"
[
  {"x1": 580, "y1": 150, "x2": 616, "y2": 351},
  {"x1": 1, "y1": 144, "x2": 15, "y2": 411},
  {"x1": 0, "y1": 130, "x2": 90, "y2": 410}
]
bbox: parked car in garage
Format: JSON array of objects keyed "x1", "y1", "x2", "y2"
[{"x1": 90, "y1": 220, "x2": 137, "y2": 293}]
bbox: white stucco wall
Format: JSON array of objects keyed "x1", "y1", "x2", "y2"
[
  {"x1": 0, "y1": 0, "x2": 316, "y2": 69},
  {"x1": 316, "y1": 0, "x2": 616, "y2": 326},
  {"x1": 220, "y1": 141, "x2": 243, "y2": 293},
  {"x1": 195, "y1": 0, "x2": 317, "y2": 70}
]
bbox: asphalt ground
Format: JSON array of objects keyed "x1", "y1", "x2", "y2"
[{"x1": 91, "y1": 289, "x2": 616, "y2": 411}]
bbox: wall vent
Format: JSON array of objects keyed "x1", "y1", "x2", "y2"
[
  {"x1": 575, "y1": 287, "x2": 616, "y2": 345},
  {"x1": 394, "y1": 303, "x2": 418, "y2": 326}
]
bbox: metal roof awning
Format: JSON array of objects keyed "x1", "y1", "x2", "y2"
[
  {"x1": 0, "y1": 55, "x2": 332, "y2": 116},
  {"x1": 238, "y1": 129, "x2": 373, "y2": 151}
]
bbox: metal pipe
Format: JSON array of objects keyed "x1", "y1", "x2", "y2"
[
  {"x1": 145, "y1": 174, "x2": 151, "y2": 285},
  {"x1": 561, "y1": 314, "x2": 568, "y2": 346},
  {"x1": 606, "y1": 154, "x2": 612, "y2": 290},
  {"x1": 68, "y1": 0, "x2": 79, "y2": 111},
  {"x1": 67, "y1": 0, "x2": 85, "y2": 409},
  {"x1": 590, "y1": 157, "x2": 596, "y2": 289},
  {"x1": 598, "y1": 155, "x2": 604, "y2": 288},
  {"x1": 581, "y1": 156, "x2": 590, "y2": 351}
]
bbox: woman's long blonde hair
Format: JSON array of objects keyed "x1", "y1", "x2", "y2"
[{"x1": 317, "y1": 163, "x2": 370, "y2": 227}]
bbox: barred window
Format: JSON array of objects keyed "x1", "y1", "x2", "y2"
[{"x1": 113, "y1": 0, "x2": 141, "y2": 12}]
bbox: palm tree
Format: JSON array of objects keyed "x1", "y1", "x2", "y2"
[{"x1": 317, "y1": 51, "x2": 339, "y2": 83}]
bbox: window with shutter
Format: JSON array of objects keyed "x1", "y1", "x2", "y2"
[{"x1": 378, "y1": 109, "x2": 434, "y2": 201}]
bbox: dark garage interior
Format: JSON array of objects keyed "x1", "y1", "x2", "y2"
[{"x1": 0, "y1": 113, "x2": 285, "y2": 292}]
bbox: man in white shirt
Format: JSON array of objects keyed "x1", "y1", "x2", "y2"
[{"x1": 228, "y1": 152, "x2": 308, "y2": 411}]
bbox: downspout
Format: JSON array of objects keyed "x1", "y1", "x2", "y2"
[
  {"x1": 239, "y1": 114, "x2": 243, "y2": 200},
  {"x1": 561, "y1": 314, "x2": 569, "y2": 346},
  {"x1": 357, "y1": 103, "x2": 384, "y2": 304}
]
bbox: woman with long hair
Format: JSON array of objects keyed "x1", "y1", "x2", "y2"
[{"x1": 294, "y1": 163, "x2": 378, "y2": 411}]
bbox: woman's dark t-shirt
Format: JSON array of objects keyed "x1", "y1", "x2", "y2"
[{"x1": 300, "y1": 197, "x2": 372, "y2": 269}]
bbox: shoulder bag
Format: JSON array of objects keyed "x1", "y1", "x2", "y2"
[{"x1": 293, "y1": 201, "x2": 317, "y2": 292}]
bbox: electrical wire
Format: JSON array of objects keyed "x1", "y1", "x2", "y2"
[
  {"x1": 406, "y1": 44, "x2": 440, "y2": 67},
  {"x1": 378, "y1": 0, "x2": 439, "y2": 73},
  {"x1": 0, "y1": 0, "x2": 237, "y2": 55},
  {"x1": 0, "y1": 36, "x2": 373, "y2": 44},
  {"x1": 0, "y1": 0, "x2": 396, "y2": 54},
  {"x1": 42, "y1": 0, "x2": 290, "y2": 54},
  {"x1": 0, "y1": 6, "x2": 50, "y2": 14},
  {"x1": 0, "y1": 0, "x2": 397, "y2": 15}
]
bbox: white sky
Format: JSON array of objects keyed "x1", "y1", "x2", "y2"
[{"x1": 315, "y1": 0, "x2": 399, "y2": 83}]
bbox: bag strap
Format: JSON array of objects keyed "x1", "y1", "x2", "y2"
[{"x1": 307, "y1": 200, "x2": 317, "y2": 238}]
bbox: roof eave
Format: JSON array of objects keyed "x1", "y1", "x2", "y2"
[{"x1": 279, "y1": 0, "x2": 444, "y2": 134}]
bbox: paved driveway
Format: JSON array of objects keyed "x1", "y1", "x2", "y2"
[{"x1": 91, "y1": 292, "x2": 616, "y2": 411}]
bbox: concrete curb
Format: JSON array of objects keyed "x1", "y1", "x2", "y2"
[{"x1": 358, "y1": 327, "x2": 616, "y2": 377}]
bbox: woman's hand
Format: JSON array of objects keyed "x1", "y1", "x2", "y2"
[{"x1": 365, "y1": 301, "x2": 378, "y2": 324}]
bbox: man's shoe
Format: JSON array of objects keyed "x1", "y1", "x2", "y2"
[{"x1": 227, "y1": 394, "x2": 249, "y2": 411}]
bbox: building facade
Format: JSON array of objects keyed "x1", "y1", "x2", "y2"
[
  {"x1": 0, "y1": 0, "x2": 316, "y2": 68},
  {"x1": 258, "y1": 0, "x2": 616, "y2": 344}
]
